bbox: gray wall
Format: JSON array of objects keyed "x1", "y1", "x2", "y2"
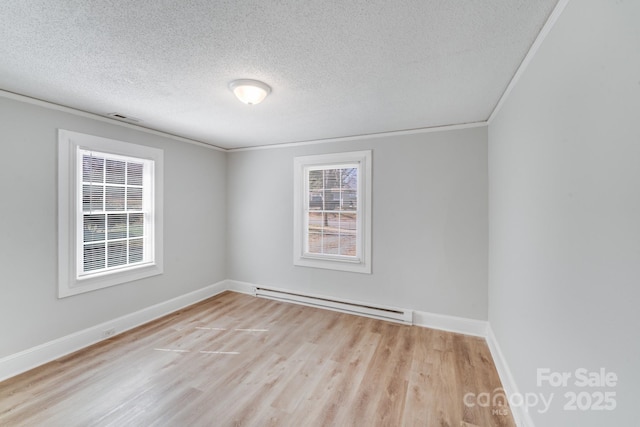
[
  {"x1": 0, "y1": 97, "x2": 227, "y2": 358},
  {"x1": 228, "y1": 127, "x2": 488, "y2": 320},
  {"x1": 488, "y1": 0, "x2": 640, "y2": 425}
]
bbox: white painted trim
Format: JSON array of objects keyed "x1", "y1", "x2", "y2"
[
  {"x1": 0, "y1": 89, "x2": 226, "y2": 151},
  {"x1": 488, "y1": 0, "x2": 571, "y2": 124},
  {"x1": 1, "y1": 0, "x2": 567, "y2": 155},
  {"x1": 0, "y1": 89, "x2": 486, "y2": 152},
  {"x1": 0, "y1": 280, "x2": 230, "y2": 382},
  {"x1": 58, "y1": 129, "x2": 165, "y2": 297},
  {"x1": 486, "y1": 325, "x2": 535, "y2": 427},
  {"x1": 293, "y1": 150, "x2": 372, "y2": 274},
  {"x1": 412, "y1": 310, "x2": 488, "y2": 337},
  {"x1": 228, "y1": 122, "x2": 487, "y2": 152},
  {"x1": 224, "y1": 279, "x2": 255, "y2": 295}
]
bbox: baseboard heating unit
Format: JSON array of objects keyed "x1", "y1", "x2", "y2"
[{"x1": 253, "y1": 287, "x2": 413, "y2": 325}]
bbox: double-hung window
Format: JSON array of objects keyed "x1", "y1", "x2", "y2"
[
  {"x1": 293, "y1": 150, "x2": 372, "y2": 273},
  {"x1": 58, "y1": 130, "x2": 163, "y2": 297}
]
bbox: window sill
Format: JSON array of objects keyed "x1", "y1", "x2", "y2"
[
  {"x1": 59, "y1": 263, "x2": 163, "y2": 298},
  {"x1": 294, "y1": 256, "x2": 371, "y2": 274}
]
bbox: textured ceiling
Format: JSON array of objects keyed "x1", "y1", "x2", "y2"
[{"x1": 0, "y1": 0, "x2": 559, "y2": 149}]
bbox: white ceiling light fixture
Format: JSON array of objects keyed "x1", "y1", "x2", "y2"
[{"x1": 229, "y1": 79, "x2": 271, "y2": 105}]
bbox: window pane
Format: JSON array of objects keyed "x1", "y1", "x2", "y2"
[
  {"x1": 308, "y1": 232, "x2": 322, "y2": 254},
  {"x1": 324, "y1": 190, "x2": 339, "y2": 211},
  {"x1": 83, "y1": 214, "x2": 105, "y2": 242},
  {"x1": 84, "y1": 243, "x2": 105, "y2": 271},
  {"x1": 107, "y1": 241, "x2": 127, "y2": 267},
  {"x1": 127, "y1": 187, "x2": 143, "y2": 210},
  {"x1": 82, "y1": 155, "x2": 104, "y2": 183},
  {"x1": 308, "y1": 212, "x2": 324, "y2": 232},
  {"x1": 341, "y1": 189, "x2": 357, "y2": 211},
  {"x1": 129, "y1": 238, "x2": 144, "y2": 263},
  {"x1": 324, "y1": 212, "x2": 338, "y2": 228},
  {"x1": 323, "y1": 233, "x2": 340, "y2": 254},
  {"x1": 308, "y1": 170, "x2": 323, "y2": 190},
  {"x1": 82, "y1": 184, "x2": 90, "y2": 211},
  {"x1": 339, "y1": 212, "x2": 357, "y2": 232},
  {"x1": 105, "y1": 186, "x2": 125, "y2": 211},
  {"x1": 107, "y1": 214, "x2": 127, "y2": 240},
  {"x1": 83, "y1": 184, "x2": 104, "y2": 212},
  {"x1": 129, "y1": 213, "x2": 144, "y2": 237},
  {"x1": 336, "y1": 213, "x2": 357, "y2": 257},
  {"x1": 106, "y1": 159, "x2": 126, "y2": 184},
  {"x1": 127, "y1": 162, "x2": 143, "y2": 186},
  {"x1": 340, "y1": 235, "x2": 357, "y2": 257},
  {"x1": 341, "y1": 168, "x2": 357, "y2": 211},
  {"x1": 341, "y1": 168, "x2": 357, "y2": 188},
  {"x1": 309, "y1": 191, "x2": 323, "y2": 210},
  {"x1": 82, "y1": 185, "x2": 91, "y2": 212},
  {"x1": 324, "y1": 169, "x2": 341, "y2": 191}
]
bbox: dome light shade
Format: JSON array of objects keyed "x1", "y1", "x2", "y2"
[{"x1": 229, "y1": 79, "x2": 271, "y2": 105}]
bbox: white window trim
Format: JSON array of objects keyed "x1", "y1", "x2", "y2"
[
  {"x1": 293, "y1": 150, "x2": 372, "y2": 274},
  {"x1": 58, "y1": 129, "x2": 164, "y2": 298}
]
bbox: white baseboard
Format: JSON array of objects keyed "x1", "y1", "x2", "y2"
[
  {"x1": 486, "y1": 325, "x2": 534, "y2": 427},
  {"x1": 224, "y1": 279, "x2": 255, "y2": 295},
  {"x1": 413, "y1": 309, "x2": 488, "y2": 337},
  {"x1": 0, "y1": 280, "x2": 230, "y2": 382}
]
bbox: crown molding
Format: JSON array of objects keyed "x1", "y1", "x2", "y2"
[{"x1": 0, "y1": 89, "x2": 226, "y2": 151}]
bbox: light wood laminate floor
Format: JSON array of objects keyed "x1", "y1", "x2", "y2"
[{"x1": 0, "y1": 291, "x2": 515, "y2": 426}]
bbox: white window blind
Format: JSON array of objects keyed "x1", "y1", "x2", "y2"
[{"x1": 79, "y1": 150, "x2": 152, "y2": 276}]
